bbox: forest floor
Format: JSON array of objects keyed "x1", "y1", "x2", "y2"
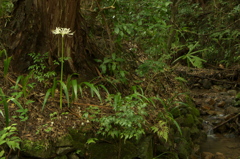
[
  {"x1": 1, "y1": 62, "x2": 240, "y2": 158},
  {"x1": 0, "y1": 68, "x2": 108, "y2": 142}
]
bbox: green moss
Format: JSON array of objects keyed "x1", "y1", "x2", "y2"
[
  {"x1": 177, "y1": 139, "x2": 192, "y2": 158},
  {"x1": 68, "y1": 129, "x2": 88, "y2": 156},
  {"x1": 56, "y1": 134, "x2": 74, "y2": 147},
  {"x1": 184, "y1": 114, "x2": 195, "y2": 127},
  {"x1": 189, "y1": 106, "x2": 200, "y2": 117},
  {"x1": 181, "y1": 127, "x2": 191, "y2": 141},
  {"x1": 54, "y1": 155, "x2": 68, "y2": 159},
  {"x1": 88, "y1": 140, "x2": 138, "y2": 159},
  {"x1": 171, "y1": 108, "x2": 181, "y2": 118},
  {"x1": 21, "y1": 140, "x2": 54, "y2": 158}
]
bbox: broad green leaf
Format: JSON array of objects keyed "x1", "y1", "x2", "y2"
[
  {"x1": 103, "y1": 58, "x2": 112, "y2": 64},
  {"x1": 100, "y1": 65, "x2": 107, "y2": 74},
  {"x1": 0, "y1": 88, "x2": 9, "y2": 126},
  {"x1": 86, "y1": 138, "x2": 98, "y2": 144},
  {"x1": 95, "y1": 59, "x2": 102, "y2": 63},
  {"x1": 175, "y1": 77, "x2": 187, "y2": 83},
  {"x1": 26, "y1": 100, "x2": 35, "y2": 105},
  {"x1": 72, "y1": 79, "x2": 78, "y2": 101},
  {"x1": 112, "y1": 62, "x2": 117, "y2": 71},
  {"x1": 114, "y1": 27, "x2": 119, "y2": 34},
  {"x1": 0, "y1": 150, "x2": 4, "y2": 157}
]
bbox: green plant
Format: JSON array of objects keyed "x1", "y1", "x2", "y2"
[
  {"x1": 42, "y1": 80, "x2": 108, "y2": 111},
  {"x1": 28, "y1": 52, "x2": 56, "y2": 83},
  {"x1": 1, "y1": 74, "x2": 37, "y2": 123},
  {"x1": 50, "y1": 112, "x2": 58, "y2": 120},
  {"x1": 136, "y1": 58, "x2": 169, "y2": 77},
  {"x1": 176, "y1": 0, "x2": 240, "y2": 65},
  {"x1": 52, "y1": 27, "x2": 74, "y2": 109},
  {"x1": 0, "y1": 124, "x2": 21, "y2": 159},
  {"x1": 96, "y1": 86, "x2": 150, "y2": 141},
  {"x1": 16, "y1": 73, "x2": 36, "y2": 99},
  {"x1": 12, "y1": 108, "x2": 28, "y2": 122},
  {"x1": 86, "y1": 138, "x2": 98, "y2": 145},
  {"x1": 95, "y1": 53, "x2": 128, "y2": 83},
  {"x1": 152, "y1": 94, "x2": 188, "y2": 136},
  {"x1": 36, "y1": 123, "x2": 53, "y2": 134},
  {"x1": 61, "y1": 112, "x2": 69, "y2": 115},
  {"x1": 0, "y1": 88, "x2": 9, "y2": 126},
  {"x1": 42, "y1": 78, "x2": 69, "y2": 111},
  {"x1": 0, "y1": 87, "x2": 25, "y2": 126},
  {"x1": 173, "y1": 42, "x2": 206, "y2": 68},
  {"x1": 83, "y1": 106, "x2": 101, "y2": 120},
  {"x1": 75, "y1": 149, "x2": 82, "y2": 155},
  {"x1": 0, "y1": 0, "x2": 13, "y2": 18},
  {"x1": 151, "y1": 120, "x2": 169, "y2": 142}
]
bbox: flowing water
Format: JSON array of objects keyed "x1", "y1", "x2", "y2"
[{"x1": 200, "y1": 132, "x2": 240, "y2": 158}]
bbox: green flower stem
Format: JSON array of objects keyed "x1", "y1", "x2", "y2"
[{"x1": 60, "y1": 36, "x2": 64, "y2": 109}]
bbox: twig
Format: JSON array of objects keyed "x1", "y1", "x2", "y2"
[{"x1": 213, "y1": 113, "x2": 240, "y2": 130}]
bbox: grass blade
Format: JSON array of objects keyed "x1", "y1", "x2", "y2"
[
  {"x1": 83, "y1": 82, "x2": 102, "y2": 102},
  {"x1": 42, "y1": 88, "x2": 52, "y2": 111},
  {"x1": 3, "y1": 56, "x2": 12, "y2": 79},
  {"x1": 9, "y1": 97, "x2": 23, "y2": 109},
  {"x1": 14, "y1": 75, "x2": 23, "y2": 90},
  {"x1": 51, "y1": 78, "x2": 57, "y2": 98},
  {"x1": 0, "y1": 88, "x2": 9, "y2": 126},
  {"x1": 98, "y1": 84, "x2": 109, "y2": 95}
]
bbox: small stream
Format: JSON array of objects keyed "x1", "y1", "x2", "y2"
[
  {"x1": 192, "y1": 88, "x2": 240, "y2": 159},
  {"x1": 200, "y1": 133, "x2": 240, "y2": 158},
  {"x1": 175, "y1": 66, "x2": 240, "y2": 159}
]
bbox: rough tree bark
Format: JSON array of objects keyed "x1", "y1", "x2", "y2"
[{"x1": 2, "y1": 0, "x2": 100, "y2": 78}]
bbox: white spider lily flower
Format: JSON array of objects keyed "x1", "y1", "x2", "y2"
[{"x1": 52, "y1": 27, "x2": 74, "y2": 37}]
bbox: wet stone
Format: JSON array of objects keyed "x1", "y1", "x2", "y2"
[{"x1": 56, "y1": 147, "x2": 75, "y2": 155}]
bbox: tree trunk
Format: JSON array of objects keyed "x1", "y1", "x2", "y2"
[{"x1": 2, "y1": 0, "x2": 100, "y2": 78}]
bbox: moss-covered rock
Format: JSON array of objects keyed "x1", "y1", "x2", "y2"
[
  {"x1": 176, "y1": 139, "x2": 192, "y2": 159},
  {"x1": 137, "y1": 135, "x2": 153, "y2": 159},
  {"x1": 21, "y1": 140, "x2": 55, "y2": 158},
  {"x1": 56, "y1": 134, "x2": 74, "y2": 147},
  {"x1": 88, "y1": 136, "x2": 153, "y2": 159}
]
